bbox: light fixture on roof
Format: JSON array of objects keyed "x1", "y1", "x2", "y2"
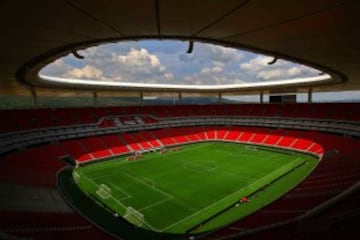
[
  {"x1": 72, "y1": 50, "x2": 85, "y2": 59},
  {"x1": 187, "y1": 40, "x2": 194, "y2": 54},
  {"x1": 268, "y1": 57, "x2": 278, "y2": 65}
]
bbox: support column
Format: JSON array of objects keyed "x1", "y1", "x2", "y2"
[
  {"x1": 308, "y1": 88, "x2": 313, "y2": 103},
  {"x1": 218, "y1": 93, "x2": 222, "y2": 104},
  {"x1": 178, "y1": 92, "x2": 182, "y2": 105},
  {"x1": 29, "y1": 87, "x2": 37, "y2": 108},
  {"x1": 260, "y1": 91, "x2": 264, "y2": 104},
  {"x1": 92, "y1": 91, "x2": 98, "y2": 107},
  {"x1": 139, "y1": 92, "x2": 144, "y2": 106}
]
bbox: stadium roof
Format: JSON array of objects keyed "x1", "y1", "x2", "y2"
[{"x1": 1, "y1": 0, "x2": 360, "y2": 96}]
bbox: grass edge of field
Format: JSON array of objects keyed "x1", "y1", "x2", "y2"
[{"x1": 73, "y1": 142, "x2": 319, "y2": 234}]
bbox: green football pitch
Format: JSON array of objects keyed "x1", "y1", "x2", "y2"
[{"x1": 73, "y1": 142, "x2": 318, "y2": 234}]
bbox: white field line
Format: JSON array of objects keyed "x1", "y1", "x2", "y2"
[
  {"x1": 96, "y1": 189, "x2": 111, "y2": 199},
  {"x1": 83, "y1": 161, "x2": 126, "y2": 172},
  {"x1": 80, "y1": 173, "x2": 128, "y2": 210},
  {"x1": 86, "y1": 143, "x2": 210, "y2": 175},
  {"x1": 177, "y1": 142, "x2": 212, "y2": 153},
  {"x1": 120, "y1": 171, "x2": 174, "y2": 199},
  {"x1": 92, "y1": 172, "x2": 125, "y2": 181},
  {"x1": 110, "y1": 179, "x2": 174, "y2": 212},
  {"x1": 82, "y1": 144, "x2": 303, "y2": 232},
  {"x1": 138, "y1": 196, "x2": 174, "y2": 212},
  {"x1": 79, "y1": 172, "x2": 161, "y2": 231},
  {"x1": 160, "y1": 158, "x2": 301, "y2": 232},
  {"x1": 142, "y1": 178, "x2": 155, "y2": 187},
  {"x1": 109, "y1": 183, "x2": 131, "y2": 199},
  {"x1": 86, "y1": 143, "x2": 210, "y2": 176}
]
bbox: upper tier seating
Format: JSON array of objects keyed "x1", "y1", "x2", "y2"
[{"x1": 1, "y1": 103, "x2": 359, "y2": 133}]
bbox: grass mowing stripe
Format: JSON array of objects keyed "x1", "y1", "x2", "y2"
[
  {"x1": 163, "y1": 158, "x2": 305, "y2": 232},
  {"x1": 197, "y1": 157, "x2": 315, "y2": 232},
  {"x1": 238, "y1": 158, "x2": 304, "y2": 194},
  {"x1": 82, "y1": 144, "x2": 292, "y2": 232},
  {"x1": 73, "y1": 142, "x2": 318, "y2": 234},
  {"x1": 186, "y1": 158, "x2": 306, "y2": 232}
]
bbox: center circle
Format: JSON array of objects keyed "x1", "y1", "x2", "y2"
[{"x1": 184, "y1": 160, "x2": 217, "y2": 172}]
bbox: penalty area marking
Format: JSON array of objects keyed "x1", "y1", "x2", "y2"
[
  {"x1": 78, "y1": 172, "x2": 161, "y2": 231},
  {"x1": 138, "y1": 195, "x2": 173, "y2": 212},
  {"x1": 118, "y1": 172, "x2": 175, "y2": 221},
  {"x1": 82, "y1": 170, "x2": 175, "y2": 231},
  {"x1": 120, "y1": 171, "x2": 174, "y2": 199},
  {"x1": 141, "y1": 178, "x2": 155, "y2": 187},
  {"x1": 109, "y1": 183, "x2": 132, "y2": 201}
]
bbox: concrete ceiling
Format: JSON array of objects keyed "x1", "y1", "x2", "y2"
[{"x1": 1, "y1": 0, "x2": 359, "y2": 96}]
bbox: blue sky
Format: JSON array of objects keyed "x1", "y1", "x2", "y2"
[{"x1": 41, "y1": 40, "x2": 321, "y2": 85}]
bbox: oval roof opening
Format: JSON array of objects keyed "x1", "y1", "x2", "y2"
[{"x1": 39, "y1": 40, "x2": 330, "y2": 91}]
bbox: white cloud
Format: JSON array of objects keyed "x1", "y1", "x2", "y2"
[
  {"x1": 44, "y1": 44, "x2": 174, "y2": 84},
  {"x1": 240, "y1": 56, "x2": 273, "y2": 72},
  {"x1": 257, "y1": 68, "x2": 284, "y2": 80},
  {"x1": 287, "y1": 66, "x2": 302, "y2": 76},
  {"x1": 163, "y1": 72, "x2": 174, "y2": 80},
  {"x1": 41, "y1": 40, "x2": 320, "y2": 86},
  {"x1": 63, "y1": 65, "x2": 108, "y2": 81},
  {"x1": 117, "y1": 48, "x2": 161, "y2": 69},
  {"x1": 201, "y1": 65, "x2": 223, "y2": 74},
  {"x1": 240, "y1": 56, "x2": 320, "y2": 81},
  {"x1": 179, "y1": 43, "x2": 244, "y2": 64},
  {"x1": 40, "y1": 59, "x2": 72, "y2": 76}
]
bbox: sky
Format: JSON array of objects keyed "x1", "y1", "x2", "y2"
[{"x1": 40, "y1": 40, "x2": 321, "y2": 86}]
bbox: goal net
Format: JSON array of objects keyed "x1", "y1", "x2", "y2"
[
  {"x1": 246, "y1": 145, "x2": 258, "y2": 151},
  {"x1": 96, "y1": 184, "x2": 112, "y2": 199},
  {"x1": 124, "y1": 206, "x2": 144, "y2": 226}
]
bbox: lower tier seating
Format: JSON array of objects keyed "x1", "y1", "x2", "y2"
[{"x1": 0, "y1": 125, "x2": 358, "y2": 240}]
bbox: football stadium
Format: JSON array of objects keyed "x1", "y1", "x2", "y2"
[{"x1": 0, "y1": 1, "x2": 359, "y2": 240}]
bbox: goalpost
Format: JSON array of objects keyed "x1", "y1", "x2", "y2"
[
  {"x1": 72, "y1": 171, "x2": 147, "y2": 227},
  {"x1": 96, "y1": 184, "x2": 112, "y2": 199},
  {"x1": 124, "y1": 206, "x2": 144, "y2": 226},
  {"x1": 246, "y1": 145, "x2": 258, "y2": 151}
]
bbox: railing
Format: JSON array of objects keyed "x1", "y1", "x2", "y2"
[{"x1": 0, "y1": 115, "x2": 359, "y2": 155}]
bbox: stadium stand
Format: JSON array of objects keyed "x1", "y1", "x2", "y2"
[
  {"x1": 131, "y1": 132, "x2": 152, "y2": 149},
  {"x1": 100, "y1": 134, "x2": 131, "y2": 155},
  {"x1": 80, "y1": 137, "x2": 113, "y2": 159},
  {"x1": 140, "y1": 131, "x2": 162, "y2": 148},
  {"x1": 62, "y1": 140, "x2": 93, "y2": 162},
  {"x1": 0, "y1": 210, "x2": 114, "y2": 240},
  {"x1": 0, "y1": 103, "x2": 359, "y2": 240},
  {"x1": 1, "y1": 103, "x2": 360, "y2": 134},
  {"x1": 120, "y1": 133, "x2": 143, "y2": 151}
]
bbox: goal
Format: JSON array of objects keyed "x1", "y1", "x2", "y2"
[
  {"x1": 96, "y1": 184, "x2": 112, "y2": 199},
  {"x1": 246, "y1": 145, "x2": 258, "y2": 151},
  {"x1": 124, "y1": 206, "x2": 144, "y2": 226}
]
